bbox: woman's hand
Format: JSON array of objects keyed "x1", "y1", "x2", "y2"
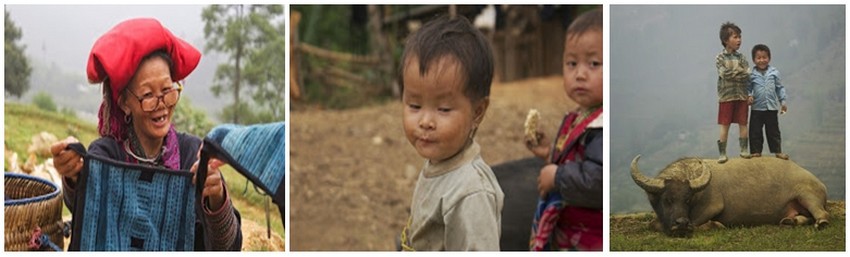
[
  {"x1": 526, "y1": 131, "x2": 550, "y2": 160},
  {"x1": 538, "y1": 164, "x2": 557, "y2": 197},
  {"x1": 50, "y1": 137, "x2": 84, "y2": 183},
  {"x1": 191, "y1": 156, "x2": 227, "y2": 211}
]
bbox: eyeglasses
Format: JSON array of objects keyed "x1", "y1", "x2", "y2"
[{"x1": 127, "y1": 82, "x2": 183, "y2": 112}]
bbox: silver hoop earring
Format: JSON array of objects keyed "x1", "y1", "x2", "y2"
[{"x1": 124, "y1": 114, "x2": 132, "y2": 124}]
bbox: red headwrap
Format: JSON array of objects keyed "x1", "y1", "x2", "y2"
[
  {"x1": 87, "y1": 18, "x2": 201, "y2": 141},
  {"x1": 88, "y1": 18, "x2": 201, "y2": 103}
]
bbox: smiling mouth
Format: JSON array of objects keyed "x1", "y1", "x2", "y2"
[{"x1": 152, "y1": 113, "x2": 168, "y2": 123}]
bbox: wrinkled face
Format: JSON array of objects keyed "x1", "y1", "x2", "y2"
[
  {"x1": 402, "y1": 56, "x2": 486, "y2": 163},
  {"x1": 724, "y1": 32, "x2": 742, "y2": 52},
  {"x1": 754, "y1": 50, "x2": 771, "y2": 71},
  {"x1": 563, "y1": 30, "x2": 603, "y2": 109},
  {"x1": 120, "y1": 57, "x2": 177, "y2": 145},
  {"x1": 655, "y1": 179, "x2": 696, "y2": 237}
]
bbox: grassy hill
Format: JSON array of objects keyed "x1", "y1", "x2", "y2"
[
  {"x1": 4, "y1": 102, "x2": 284, "y2": 250},
  {"x1": 611, "y1": 201, "x2": 845, "y2": 251},
  {"x1": 4, "y1": 103, "x2": 99, "y2": 164}
]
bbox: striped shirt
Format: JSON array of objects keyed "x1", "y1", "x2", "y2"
[{"x1": 716, "y1": 49, "x2": 750, "y2": 102}]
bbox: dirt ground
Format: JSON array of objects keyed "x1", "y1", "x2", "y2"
[{"x1": 290, "y1": 76, "x2": 576, "y2": 250}]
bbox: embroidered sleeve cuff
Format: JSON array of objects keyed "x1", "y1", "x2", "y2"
[
  {"x1": 62, "y1": 176, "x2": 77, "y2": 209},
  {"x1": 203, "y1": 185, "x2": 239, "y2": 250}
]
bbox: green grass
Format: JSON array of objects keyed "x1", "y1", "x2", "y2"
[
  {"x1": 610, "y1": 201, "x2": 845, "y2": 251},
  {"x1": 5, "y1": 103, "x2": 284, "y2": 249},
  {"x1": 220, "y1": 165, "x2": 285, "y2": 238},
  {"x1": 4, "y1": 103, "x2": 99, "y2": 163}
]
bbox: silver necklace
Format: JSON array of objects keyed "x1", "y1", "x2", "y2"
[{"x1": 123, "y1": 140, "x2": 164, "y2": 165}]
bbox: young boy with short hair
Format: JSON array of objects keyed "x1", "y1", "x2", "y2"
[
  {"x1": 525, "y1": 8, "x2": 603, "y2": 251},
  {"x1": 398, "y1": 15, "x2": 504, "y2": 251},
  {"x1": 748, "y1": 44, "x2": 790, "y2": 160},
  {"x1": 715, "y1": 21, "x2": 752, "y2": 163}
]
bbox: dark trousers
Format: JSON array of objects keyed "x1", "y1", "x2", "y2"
[{"x1": 749, "y1": 110, "x2": 782, "y2": 154}]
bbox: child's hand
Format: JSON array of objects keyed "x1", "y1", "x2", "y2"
[
  {"x1": 748, "y1": 96, "x2": 754, "y2": 105},
  {"x1": 538, "y1": 164, "x2": 557, "y2": 197},
  {"x1": 526, "y1": 132, "x2": 550, "y2": 160}
]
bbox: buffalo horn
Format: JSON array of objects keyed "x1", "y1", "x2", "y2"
[
  {"x1": 630, "y1": 155, "x2": 664, "y2": 193},
  {"x1": 689, "y1": 160, "x2": 711, "y2": 190}
]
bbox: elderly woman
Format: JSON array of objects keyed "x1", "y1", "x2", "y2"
[{"x1": 50, "y1": 18, "x2": 241, "y2": 250}]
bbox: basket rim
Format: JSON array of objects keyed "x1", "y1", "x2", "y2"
[{"x1": 4, "y1": 172, "x2": 61, "y2": 206}]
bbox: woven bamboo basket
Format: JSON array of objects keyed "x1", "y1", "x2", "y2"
[{"x1": 4, "y1": 172, "x2": 65, "y2": 251}]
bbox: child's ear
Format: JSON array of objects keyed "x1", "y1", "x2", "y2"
[{"x1": 473, "y1": 97, "x2": 490, "y2": 125}]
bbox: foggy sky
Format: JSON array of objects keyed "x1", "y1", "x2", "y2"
[
  {"x1": 5, "y1": 5, "x2": 223, "y2": 120},
  {"x1": 6, "y1": 5, "x2": 205, "y2": 71}
]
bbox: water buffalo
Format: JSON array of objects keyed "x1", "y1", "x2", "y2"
[
  {"x1": 630, "y1": 155, "x2": 829, "y2": 237},
  {"x1": 491, "y1": 157, "x2": 544, "y2": 250}
]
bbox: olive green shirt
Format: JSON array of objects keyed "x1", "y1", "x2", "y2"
[{"x1": 407, "y1": 141, "x2": 504, "y2": 251}]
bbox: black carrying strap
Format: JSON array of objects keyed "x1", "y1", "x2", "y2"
[
  {"x1": 66, "y1": 142, "x2": 87, "y2": 157},
  {"x1": 66, "y1": 142, "x2": 86, "y2": 251},
  {"x1": 200, "y1": 138, "x2": 285, "y2": 228},
  {"x1": 196, "y1": 146, "x2": 213, "y2": 251}
]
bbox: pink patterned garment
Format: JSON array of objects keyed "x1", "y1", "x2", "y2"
[{"x1": 529, "y1": 109, "x2": 603, "y2": 251}]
